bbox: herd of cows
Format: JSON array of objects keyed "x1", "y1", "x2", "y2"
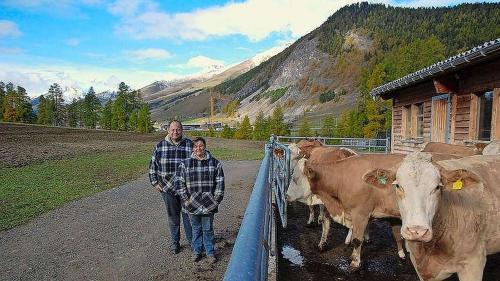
[{"x1": 278, "y1": 140, "x2": 500, "y2": 281}]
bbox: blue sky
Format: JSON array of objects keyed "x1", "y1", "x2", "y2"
[{"x1": 0, "y1": 0, "x2": 497, "y2": 99}]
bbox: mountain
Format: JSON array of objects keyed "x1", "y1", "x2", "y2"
[
  {"x1": 213, "y1": 2, "x2": 500, "y2": 127},
  {"x1": 140, "y1": 44, "x2": 290, "y2": 122}
]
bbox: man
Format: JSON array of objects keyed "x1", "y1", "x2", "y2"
[
  {"x1": 149, "y1": 120, "x2": 193, "y2": 254},
  {"x1": 174, "y1": 137, "x2": 225, "y2": 264}
]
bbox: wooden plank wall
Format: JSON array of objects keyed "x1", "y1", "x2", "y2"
[{"x1": 453, "y1": 94, "x2": 471, "y2": 142}]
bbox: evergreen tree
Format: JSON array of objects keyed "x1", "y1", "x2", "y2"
[
  {"x1": 235, "y1": 115, "x2": 252, "y2": 139},
  {"x1": 83, "y1": 87, "x2": 101, "y2": 129},
  {"x1": 129, "y1": 110, "x2": 138, "y2": 131},
  {"x1": 221, "y1": 124, "x2": 234, "y2": 139},
  {"x1": 137, "y1": 104, "x2": 152, "y2": 133},
  {"x1": 298, "y1": 113, "x2": 312, "y2": 137},
  {"x1": 37, "y1": 95, "x2": 48, "y2": 125},
  {"x1": 100, "y1": 99, "x2": 113, "y2": 130},
  {"x1": 112, "y1": 94, "x2": 127, "y2": 131},
  {"x1": 0, "y1": 82, "x2": 5, "y2": 121},
  {"x1": 47, "y1": 83, "x2": 65, "y2": 126},
  {"x1": 2, "y1": 83, "x2": 17, "y2": 122},
  {"x1": 67, "y1": 98, "x2": 84, "y2": 127},
  {"x1": 321, "y1": 116, "x2": 335, "y2": 137},
  {"x1": 252, "y1": 110, "x2": 269, "y2": 140},
  {"x1": 269, "y1": 105, "x2": 289, "y2": 136}
]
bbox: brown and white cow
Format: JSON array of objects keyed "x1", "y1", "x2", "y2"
[
  {"x1": 304, "y1": 153, "x2": 407, "y2": 270},
  {"x1": 483, "y1": 140, "x2": 500, "y2": 155},
  {"x1": 287, "y1": 148, "x2": 360, "y2": 250},
  {"x1": 370, "y1": 153, "x2": 500, "y2": 281}
]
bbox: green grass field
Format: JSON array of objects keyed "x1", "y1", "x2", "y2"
[{"x1": 0, "y1": 143, "x2": 264, "y2": 230}]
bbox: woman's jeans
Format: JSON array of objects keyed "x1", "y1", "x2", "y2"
[{"x1": 189, "y1": 214, "x2": 215, "y2": 256}]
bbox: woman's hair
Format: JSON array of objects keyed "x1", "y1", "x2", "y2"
[{"x1": 193, "y1": 137, "x2": 206, "y2": 147}]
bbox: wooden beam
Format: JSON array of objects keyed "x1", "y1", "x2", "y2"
[
  {"x1": 469, "y1": 93, "x2": 478, "y2": 141},
  {"x1": 433, "y1": 76, "x2": 458, "y2": 94},
  {"x1": 493, "y1": 88, "x2": 500, "y2": 140},
  {"x1": 450, "y1": 94, "x2": 457, "y2": 144}
]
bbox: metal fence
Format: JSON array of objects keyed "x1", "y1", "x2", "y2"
[
  {"x1": 224, "y1": 135, "x2": 388, "y2": 280},
  {"x1": 275, "y1": 135, "x2": 391, "y2": 153}
]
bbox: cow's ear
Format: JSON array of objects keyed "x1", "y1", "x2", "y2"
[
  {"x1": 440, "y1": 169, "x2": 481, "y2": 190},
  {"x1": 363, "y1": 169, "x2": 395, "y2": 189}
]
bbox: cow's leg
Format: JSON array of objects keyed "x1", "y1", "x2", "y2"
[
  {"x1": 344, "y1": 228, "x2": 353, "y2": 245},
  {"x1": 318, "y1": 204, "x2": 325, "y2": 225},
  {"x1": 318, "y1": 216, "x2": 331, "y2": 252},
  {"x1": 457, "y1": 254, "x2": 486, "y2": 281},
  {"x1": 349, "y1": 215, "x2": 370, "y2": 271},
  {"x1": 306, "y1": 205, "x2": 315, "y2": 227},
  {"x1": 391, "y1": 224, "x2": 406, "y2": 259}
]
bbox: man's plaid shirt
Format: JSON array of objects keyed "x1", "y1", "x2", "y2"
[
  {"x1": 148, "y1": 136, "x2": 193, "y2": 194},
  {"x1": 174, "y1": 151, "x2": 225, "y2": 215}
]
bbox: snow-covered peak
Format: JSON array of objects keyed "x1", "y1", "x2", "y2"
[{"x1": 251, "y1": 43, "x2": 292, "y2": 66}]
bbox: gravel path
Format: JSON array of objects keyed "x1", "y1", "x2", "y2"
[{"x1": 0, "y1": 160, "x2": 260, "y2": 281}]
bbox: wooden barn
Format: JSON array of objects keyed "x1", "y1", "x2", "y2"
[{"x1": 371, "y1": 39, "x2": 500, "y2": 154}]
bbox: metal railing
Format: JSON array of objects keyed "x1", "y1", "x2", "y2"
[
  {"x1": 223, "y1": 143, "x2": 273, "y2": 281},
  {"x1": 275, "y1": 136, "x2": 391, "y2": 153}
]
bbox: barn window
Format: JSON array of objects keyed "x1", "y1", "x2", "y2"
[
  {"x1": 477, "y1": 91, "x2": 493, "y2": 140},
  {"x1": 416, "y1": 103, "x2": 424, "y2": 137}
]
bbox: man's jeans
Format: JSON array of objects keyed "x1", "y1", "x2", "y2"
[
  {"x1": 189, "y1": 214, "x2": 215, "y2": 256},
  {"x1": 161, "y1": 191, "x2": 192, "y2": 249}
]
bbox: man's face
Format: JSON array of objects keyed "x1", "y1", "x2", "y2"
[
  {"x1": 193, "y1": 141, "x2": 206, "y2": 158},
  {"x1": 168, "y1": 122, "x2": 183, "y2": 141}
]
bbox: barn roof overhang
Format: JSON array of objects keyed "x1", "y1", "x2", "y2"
[{"x1": 370, "y1": 38, "x2": 500, "y2": 100}]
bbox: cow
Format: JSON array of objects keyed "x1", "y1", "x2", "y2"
[
  {"x1": 305, "y1": 153, "x2": 408, "y2": 270},
  {"x1": 483, "y1": 140, "x2": 500, "y2": 155},
  {"x1": 287, "y1": 147, "x2": 360, "y2": 251},
  {"x1": 366, "y1": 153, "x2": 500, "y2": 281},
  {"x1": 421, "y1": 142, "x2": 483, "y2": 156}
]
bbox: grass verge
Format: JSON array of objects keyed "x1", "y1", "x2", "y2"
[{"x1": 0, "y1": 143, "x2": 264, "y2": 230}]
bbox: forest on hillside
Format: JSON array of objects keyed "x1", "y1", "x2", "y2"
[{"x1": 213, "y1": 2, "x2": 500, "y2": 138}]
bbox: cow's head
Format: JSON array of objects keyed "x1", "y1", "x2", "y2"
[
  {"x1": 392, "y1": 152, "x2": 481, "y2": 242},
  {"x1": 286, "y1": 158, "x2": 312, "y2": 202}
]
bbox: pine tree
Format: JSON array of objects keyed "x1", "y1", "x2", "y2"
[
  {"x1": 221, "y1": 124, "x2": 234, "y2": 139},
  {"x1": 2, "y1": 83, "x2": 17, "y2": 122},
  {"x1": 47, "y1": 83, "x2": 65, "y2": 126},
  {"x1": 67, "y1": 98, "x2": 84, "y2": 127},
  {"x1": 112, "y1": 95, "x2": 127, "y2": 131},
  {"x1": 269, "y1": 105, "x2": 289, "y2": 136},
  {"x1": 0, "y1": 82, "x2": 5, "y2": 121},
  {"x1": 321, "y1": 116, "x2": 335, "y2": 137},
  {"x1": 100, "y1": 99, "x2": 113, "y2": 130},
  {"x1": 298, "y1": 113, "x2": 312, "y2": 137},
  {"x1": 235, "y1": 115, "x2": 252, "y2": 139},
  {"x1": 83, "y1": 87, "x2": 101, "y2": 129},
  {"x1": 37, "y1": 95, "x2": 48, "y2": 125},
  {"x1": 129, "y1": 110, "x2": 138, "y2": 131},
  {"x1": 137, "y1": 104, "x2": 152, "y2": 133},
  {"x1": 252, "y1": 110, "x2": 269, "y2": 140}
]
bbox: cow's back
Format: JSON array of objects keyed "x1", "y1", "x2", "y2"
[{"x1": 422, "y1": 142, "x2": 480, "y2": 156}]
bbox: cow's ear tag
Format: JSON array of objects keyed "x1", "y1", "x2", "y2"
[
  {"x1": 378, "y1": 176, "x2": 387, "y2": 185},
  {"x1": 452, "y1": 179, "x2": 463, "y2": 190}
]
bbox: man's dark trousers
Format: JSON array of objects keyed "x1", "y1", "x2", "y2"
[{"x1": 161, "y1": 191, "x2": 192, "y2": 250}]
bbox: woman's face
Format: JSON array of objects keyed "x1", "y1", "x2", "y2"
[{"x1": 193, "y1": 141, "x2": 206, "y2": 158}]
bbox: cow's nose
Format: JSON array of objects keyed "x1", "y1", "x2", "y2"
[{"x1": 405, "y1": 226, "x2": 432, "y2": 241}]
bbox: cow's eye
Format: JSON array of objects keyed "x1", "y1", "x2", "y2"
[
  {"x1": 394, "y1": 184, "x2": 400, "y2": 189},
  {"x1": 431, "y1": 185, "x2": 441, "y2": 194}
]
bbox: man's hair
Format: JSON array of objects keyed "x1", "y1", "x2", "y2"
[
  {"x1": 168, "y1": 119, "x2": 183, "y2": 130},
  {"x1": 193, "y1": 137, "x2": 206, "y2": 147}
]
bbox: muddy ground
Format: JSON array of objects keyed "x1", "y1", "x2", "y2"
[
  {"x1": 0, "y1": 122, "x2": 264, "y2": 168},
  {"x1": 278, "y1": 202, "x2": 500, "y2": 281}
]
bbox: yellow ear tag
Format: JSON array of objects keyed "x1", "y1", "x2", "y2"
[{"x1": 452, "y1": 179, "x2": 463, "y2": 190}]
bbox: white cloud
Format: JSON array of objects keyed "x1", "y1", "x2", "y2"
[
  {"x1": 107, "y1": 0, "x2": 157, "y2": 17},
  {"x1": 0, "y1": 20, "x2": 22, "y2": 38},
  {"x1": 0, "y1": 47, "x2": 23, "y2": 54},
  {"x1": 126, "y1": 48, "x2": 172, "y2": 61},
  {"x1": 0, "y1": 62, "x2": 181, "y2": 98},
  {"x1": 64, "y1": 37, "x2": 84, "y2": 46},
  {"x1": 186, "y1": 55, "x2": 225, "y2": 71},
  {"x1": 113, "y1": 0, "x2": 362, "y2": 41}
]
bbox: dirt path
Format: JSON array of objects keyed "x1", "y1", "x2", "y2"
[{"x1": 0, "y1": 160, "x2": 260, "y2": 281}]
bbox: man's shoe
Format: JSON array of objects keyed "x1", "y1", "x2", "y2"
[
  {"x1": 172, "y1": 247, "x2": 180, "y2": 255},
  {"x1": 207, "y1": 255, "x2": 217, "y2": 264},
  {"x1": 192, "y1": 253, "x2": 202, "y2": 262}
]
